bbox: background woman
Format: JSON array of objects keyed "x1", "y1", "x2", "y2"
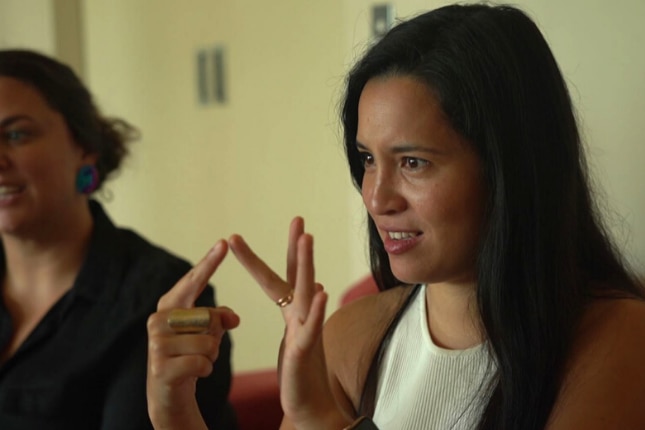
[{"x1": 0, "y1": 50, "x2": 235, "y2": 429}]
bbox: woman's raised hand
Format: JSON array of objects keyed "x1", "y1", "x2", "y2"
[
  {"x1": 146, "y1": 240, "x2": 240, "y2": 430},
  {"x1": 229, "y1": 218, "x2": 350, "y2": 429}
]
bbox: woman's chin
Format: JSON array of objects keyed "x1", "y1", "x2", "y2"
[{"x1": 390, "y1": 268, "x2": 429, "y2": 286}]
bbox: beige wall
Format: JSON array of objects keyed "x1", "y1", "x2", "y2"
[
  {"x1": 4, "y1": 0, "x2": 644, "y2": 371},
  {"x1": 82, "y1": 0, "x2": 367, "y2": 371},
  {"x1": 0, "y1": 0, "x2": 84, "y2": 77},
  {"x1": 0, "y1": 0, "x2": 55, "y2": 53}
]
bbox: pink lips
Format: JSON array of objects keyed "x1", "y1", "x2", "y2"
[
  {"x1": 0, "y1": 184, "x2": 25, "y2": 206},
  {"x1": 382, "y1": 232, "x2": 423, "y2": 255}
]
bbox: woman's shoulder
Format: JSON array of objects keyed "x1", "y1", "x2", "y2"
[
  {"x1": 577, "y1": 294, "x2": 645, "y2": 344},
  {"x1": 323, "y1": 285, "x2": 415, "y2": 412},
  {"x1": 550, "y1": 295, "x2": 645, "y2": 428},
  {"x1": 578, "y1": 295, "x2": 645, "y2": 362},
  {"x1": 569, "y1": 278, "x2": 645, "y2": 348},
  {"x1": 326, "y1": 286, "x2": 411, "y2": 334}
]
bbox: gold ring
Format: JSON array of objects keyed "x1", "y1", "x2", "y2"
[
  {"x1": 276, "y1": 290, "x2": 294, "y2": 307},
  {"x1": 167, "y1": 308, "x2": 211, "y2": 334}
]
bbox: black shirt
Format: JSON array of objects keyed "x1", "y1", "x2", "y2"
[{"x1": 0, "y1": 201, "x2": 236, "y2": 429}]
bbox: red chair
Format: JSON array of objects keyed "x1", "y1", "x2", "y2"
[
  {"x1": 339, "y1": 274, "x2": 379, "y2": 306},
  {"x1": 229, "y1": 368, "x2": 282, "y2": 430},
  {"x1": 229, "y1": 274, "x2": 378, "y2": 430}
]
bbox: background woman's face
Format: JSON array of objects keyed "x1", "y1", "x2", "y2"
[
  {"x1": 357, "y1": 75, "x2": 487, "y2": 287},
  {"x1": 0, "y1": 76, "x2": 90, "y2": 236}
]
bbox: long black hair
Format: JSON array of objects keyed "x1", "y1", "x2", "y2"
[
  {"x1": 0, "y1": 49, "x2": 137, "y2": 191},
  {"x1": 341, "y1": 4, "x2": 643, "y2": 429}
]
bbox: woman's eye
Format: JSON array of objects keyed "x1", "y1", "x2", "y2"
[
  {"x1": 359, "y1": 152, "x2": 374, "y2": 167},
  {"x1": 402, "y1": 157, "x2": 429, "y2": 169},
  {"x1": 5, "y1": 130, "x2": 28, "y2": 143}
]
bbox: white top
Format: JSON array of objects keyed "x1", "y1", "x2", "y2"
[{"x1": 373, "y1": 285, "x2": 494, "y2": 430}]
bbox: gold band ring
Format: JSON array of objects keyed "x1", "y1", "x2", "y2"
[
  {"x1": 276, "y1": 290, "x2": 294, "y2": 307},
  {"x1": 167, "y1": 308, "x2": 211, "y2": 334}
]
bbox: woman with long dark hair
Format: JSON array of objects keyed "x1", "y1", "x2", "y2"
[{"x1": 147, "y1": 4, "x2": 645, "y2": 429}]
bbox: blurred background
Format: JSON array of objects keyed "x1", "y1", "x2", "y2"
[{"x1": 1, "y1": 0, "x2": 644, "y2": 372}]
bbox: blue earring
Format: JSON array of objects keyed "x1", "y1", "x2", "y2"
[{"x1": 76, "y1": 165, "x2": 99, "y2": 194}]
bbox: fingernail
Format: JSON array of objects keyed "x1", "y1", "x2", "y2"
[
  {"x1": 212, "y1": 241, "x2": 224, "y2": 255},
  {"x1": 228, "y1": 235, "x2": 243, "y2": 251}
]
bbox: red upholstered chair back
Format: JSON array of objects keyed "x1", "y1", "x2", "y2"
[
  {"x1": 229, "y1": 368, "x2": 282, "y2": 430},
  {"x1": 339, "y1": 274, "x2": 379, "y2": 306}
]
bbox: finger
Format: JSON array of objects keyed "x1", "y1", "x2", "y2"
[
  {"x1": 296, "y1": 290, "x2": 328, "y2": 350},
  {"x1": 293, "y1": 234, "x2": 315, "y2": 319},
  {"x1": 148, "y1": 333, "x2": 223, "y2": 363},
  {"x1": 157, "y1": 240, "x2": 228, "y2": 311},
  {"x1": 314, "y1": 282, "x2": 324, "y2": 294},
  {"x1": 148, "y1": 307, "x2": 239, "y2": 336},
  {"x1": 218, "y1": 307, "x2": 241, "y2": 330},
  {"x1": 286, "y1": 217, "x2": 304, "y2": 286},
  {"x1": 148, "y1": 355, "x2": 215, "y2": 382},
  {"x1": 229, "y1": 234, "x2": 290, "y2": 302}
]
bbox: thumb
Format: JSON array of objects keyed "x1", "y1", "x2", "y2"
[
  {"x1": 217, "y1": 307, "x2": 241, "y2": 330},
  {"x1": 157, "y1": 240, "x2": 228, "y2": 311}
]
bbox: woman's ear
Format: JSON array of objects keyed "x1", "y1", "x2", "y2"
[
  {"x1": 80, "y1": 150, "x2": 99, "y2": 165},
  {"x1": 75, "y1": 164, "x2": 100, "y2": 194},
  {"x1": 76, "y1": 151, "x2": 100, "y2": 194}
]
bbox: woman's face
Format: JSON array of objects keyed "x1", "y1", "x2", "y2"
[
  {"x1": 0, "y1": 76, "x2": 92, "y2": 236},
  {"x1": 357, "y1": 75, "x2": 486, "y2": 287}
]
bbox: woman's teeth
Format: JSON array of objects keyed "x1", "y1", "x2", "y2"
[
  {"x1": 0, "y1": 185, "x2": 21, "y2": 196},
  {"x1": 388, "y1": 231, "x2": 420, "y2": 240}
]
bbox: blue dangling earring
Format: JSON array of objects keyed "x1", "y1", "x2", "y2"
[{"x1": 76, "y1": 165, "x2": 99, "y2": 194}]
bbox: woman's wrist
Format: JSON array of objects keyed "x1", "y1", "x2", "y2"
[{"x1": 148, "y1": 399, "x2": 207, "y2": 430}]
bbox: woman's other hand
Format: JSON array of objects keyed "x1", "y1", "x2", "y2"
[
  {"x1": 146, "y1": 240, "x2": 240, "y2": 430},
  {"x1": 229, "y1": 217, "x2": 351, "y2": 430}
]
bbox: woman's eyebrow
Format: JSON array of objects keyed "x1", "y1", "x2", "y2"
[
  {"x1": 0, "y1": 114, "x2": 32, "y2": 128},
  {"x1": 356, "y1": 140, "x2": 446, "y2": 155},
  {"x1": 356, "y1": 141, "x2": 369, "y2": 151}
]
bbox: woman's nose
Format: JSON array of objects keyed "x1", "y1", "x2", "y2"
[{"x1": 362, "y1": 168, "x2": 407, "y2": 216}]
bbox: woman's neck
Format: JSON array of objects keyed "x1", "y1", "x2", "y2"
[
  {"x1": 2, "y1": 201, "x2": 94, "y2": 297},
  {"x1": 425, "y1": 281, "x2": 483, "y2": 350}
]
